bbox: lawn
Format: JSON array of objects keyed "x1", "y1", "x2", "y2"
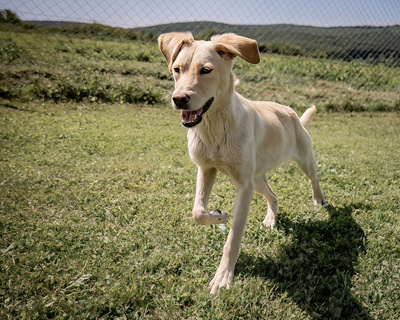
[{"x1": 1, "y1": 27, "x2": 400, "y2": 319}]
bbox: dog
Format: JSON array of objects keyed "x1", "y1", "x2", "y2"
[{"x1": 158, "y1": 32, "x2": 328, "y2": 294}]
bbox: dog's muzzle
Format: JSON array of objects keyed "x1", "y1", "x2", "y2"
[{"x1": 180, "y1": 97, "x2": 214, "y2": 128}]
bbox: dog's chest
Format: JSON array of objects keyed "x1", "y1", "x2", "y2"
[
  {"x1": 188, "y1": 134, "x2": 247, "y2": 177},
  {"x1": 191, "y1": 144, "x2": 224, "y2": 165}
]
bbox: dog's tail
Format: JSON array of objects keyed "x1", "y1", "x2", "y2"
[{"x1": 300, "y1": 105, "x2": 317, "y2": 129}]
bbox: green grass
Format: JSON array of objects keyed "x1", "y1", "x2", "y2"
[
  {"x1": 0, "y1": 104, "x2": 399, "y2": 319},
  {"x1": 1, "y1": 27, "x2": 400, "y2": 319}
]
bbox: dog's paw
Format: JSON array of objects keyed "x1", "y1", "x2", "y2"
[
  {"x1": 210, "y1": 210, "x2": 229, "y2": 224},
  {"x1": 209, "y1": 265, "x2": 234, "y2": 294},
  {"x1": 193, "y1": 210, "x2": 229, "y2": 225},
  {"x1": 314, "y1": 199, "x2": 329, "y2": 207},
  {"x1": 262, "y1": 213, "x2": 276, "y2": 229}
]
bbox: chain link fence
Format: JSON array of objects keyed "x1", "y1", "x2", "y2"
[{"x1": 1, "y1": 0, "x2": 400, "y2": 66}]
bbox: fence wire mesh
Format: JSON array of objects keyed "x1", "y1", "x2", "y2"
[
  {"x1": 0, "y1": 1, "x2": 399, "y2": 111},
  {"x1": 1, "y1": 0, "x2": 400, "y2": 66}
]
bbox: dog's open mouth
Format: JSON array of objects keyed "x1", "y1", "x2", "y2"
[{"x1": 181, "y1": 97, "x2": 214, "y2": 128}]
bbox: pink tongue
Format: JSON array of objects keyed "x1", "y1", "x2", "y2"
[{"x1": 181, "y1": 108, "x2": 203, "y2": 123}]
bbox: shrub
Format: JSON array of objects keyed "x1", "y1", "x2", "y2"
[
  {"x1": 0, "y1": 38, "x2": 25, "y2": 63},
  {"x1": 197, "y1": 29, "x2": 221, "y2": 41},
  {"x1": 0, "y1": 9, "x2": 22, "y2": 24},
  {"x1": 258, "y1": 42, "x2": 304, "y2": 56},
  {"x1": 324, "y1": 99, "x2": 366, "y2": 112},
  {"x1": 48, "y1": 23, "x2": 154, "y2": 42},
  {"x1": 121, "y1": 84, "x2": 162, "y2": 105}
]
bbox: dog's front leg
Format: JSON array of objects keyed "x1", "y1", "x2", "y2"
[
  {"x1": 209, "y1": 180, "x2": 254, "y2": 294},
  {"x1": 192, "y1": 166, "x2": 229, "y2": 225}
]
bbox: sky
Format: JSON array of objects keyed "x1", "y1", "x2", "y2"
[{"x1": 3, "y1": 0, "x2": 400, "y2": 28}]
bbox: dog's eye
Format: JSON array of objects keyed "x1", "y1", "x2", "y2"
[
  {"x1": 200, "y1": 67, "x2": 212, "y2": 75},
  {"x1": 173, "y1": 67, "x2": 180, "y2": 74}
]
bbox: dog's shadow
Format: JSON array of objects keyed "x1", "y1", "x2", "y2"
[{"x1": 237, "y1": 204, "x2": 371, "y2": 319}]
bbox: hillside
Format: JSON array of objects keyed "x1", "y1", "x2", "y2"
[
  {"x1": 134, "y1": 21, "x2": 400, "y2": 63},
  {"x1": 11, "y1": 19, "x2": 400, "y2": 64},
  {"x1": 1, "y1": 26, "x2": 398, "y2": 112},
  {"x1": 26, "y1": 20, "x2": 87, "y2": 27}
]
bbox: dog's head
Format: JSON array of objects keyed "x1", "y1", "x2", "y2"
[{"x1": 158, "y1": 32, "x2": 260, "y2": 127}]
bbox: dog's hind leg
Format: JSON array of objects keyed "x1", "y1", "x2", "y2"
[
  {"x1": 255, "y1": 175, "x2": 278, "y2": 228},
  {"x1": 294, "y1": 150, "x2": 328, "y2": 207}
]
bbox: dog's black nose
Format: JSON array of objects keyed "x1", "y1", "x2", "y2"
[{"x1": 172, "y1": 94, "x2": 190, "y2": 109}]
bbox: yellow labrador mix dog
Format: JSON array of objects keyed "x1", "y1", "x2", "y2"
[{"x1": 158, "y1": 32, "x2": 328, "y2": 294}]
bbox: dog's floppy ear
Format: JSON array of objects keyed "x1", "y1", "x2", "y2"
[
  {"x1": 211, "y1": 33, "x2": 260, "y2": 64},
  {"x1": 158, "y1": 32, "x2": 195, "y2": 71}
]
